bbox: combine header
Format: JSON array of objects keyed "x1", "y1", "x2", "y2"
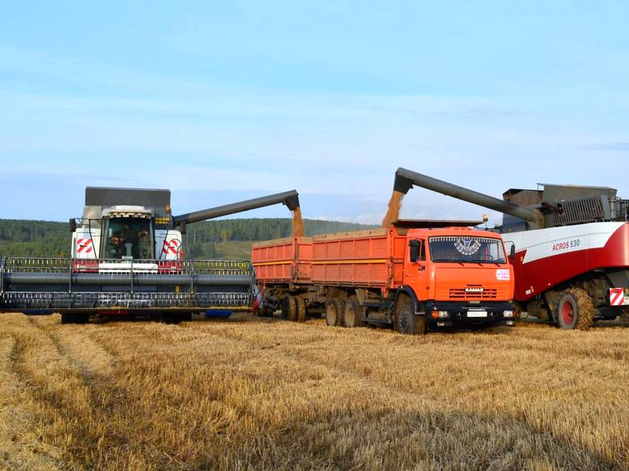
[
  {"x1": 0, "y1": 187, "x2": 301, "y2": 323},
  {"x1": 393, "y1": 167, "x2": 629, "y2": 329}
]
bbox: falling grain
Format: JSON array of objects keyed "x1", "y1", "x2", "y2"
[
  {"x1": 381, "y1": 190, "x2": 405, "y2": 227},
  {"x1": 292, "y1": 207, "x2": 305, "y2": 237}
]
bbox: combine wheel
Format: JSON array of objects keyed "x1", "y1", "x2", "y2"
[
  {"x1": 282, "y1": 295, "x2": 297, "y2": 321},
  {"x1": 556, "y1": 288, "x2": 594, "y2": 330},
  {"x1": 343, "y1": 296, "x2": 365, "y2": 328},
  {"x1": 61, "y1": 312, "x2": 89, "y2": 324},
  {"x1": 325, "y1": 298, "x2": 345, "y2": 327},
  {"x1": 180, "y1": 312, "x2": 193, "y2": 322},
  {"x1": 162, "y1": 313, "x2": 183, "y2": 325},
  {"x1": 295, "y1": 296, "x2": 307, "y2": 323},
  {"x1": 395, "y1": 295, "x2": 426, "y2": 335}
]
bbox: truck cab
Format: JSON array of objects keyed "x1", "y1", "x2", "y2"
[{"x1": 401, "y1": 227, "x2": 515, "y2": 328}]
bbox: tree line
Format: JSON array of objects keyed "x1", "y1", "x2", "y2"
[{"x1": 0, "y1": 218, "x2": 374, "y2": 259}]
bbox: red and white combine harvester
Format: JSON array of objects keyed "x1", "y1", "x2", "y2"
[{"x1": 394, "y1": 168, "x2": 629, "y2": 329}]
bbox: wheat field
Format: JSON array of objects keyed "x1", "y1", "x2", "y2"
[{"x1": 1, "y1": 313, "x2": 629, "y2": 471}]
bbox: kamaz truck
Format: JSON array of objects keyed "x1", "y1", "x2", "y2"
[{"x1": 253, "y1": 221, "x2": 516, "y2": 334}]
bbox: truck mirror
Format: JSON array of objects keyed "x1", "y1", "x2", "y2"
[
  {"x1": 409, "y1": 240, "x2": 420, "y2": 263},
  {"x1": 505, "y1": 242, "x2": 515, "y2": 258},
  {"x1": 69, "y1": 218, "x2": 76, "y2": 233}
]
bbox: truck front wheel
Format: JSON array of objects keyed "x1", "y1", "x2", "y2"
[
  {"x1": 395, "y1": 296, "x2": 426, "y2": 335},
  {"x1": 556, "y1": 288, "x2": 594, "y2": 330}
]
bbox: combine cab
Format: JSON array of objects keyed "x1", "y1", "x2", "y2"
[
  {"x1": 0, "y1": 186, "x2": 301, "y2": 323},
  {"x1": 393, "y1": 167, "x2": 629, "y2": 329}
]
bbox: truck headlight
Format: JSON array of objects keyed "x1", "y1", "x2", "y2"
[
  {"x1": 503, "y1": 310, "x2": 514, "y2": 318},
  {"x1": 438, "y1": 310, "x2": 449, "y2": 318}
]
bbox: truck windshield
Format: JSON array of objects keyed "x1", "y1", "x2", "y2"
[
  {"x1": 429, "y1": 236, "x2": 506, "y2": 264},
  {"x1": 103, "y1": 217, "x2": 153, "y2": 260}
]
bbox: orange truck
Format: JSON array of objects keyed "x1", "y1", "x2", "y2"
[{"x1": 252, "y1": 220, "x2": 516, "y2": 334}]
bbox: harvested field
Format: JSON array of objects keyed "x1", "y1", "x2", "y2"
[{"x1": 1, "y1": 314, "x2": 629, "y2": 470}]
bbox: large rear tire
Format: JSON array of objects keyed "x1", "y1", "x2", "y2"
[
  {"x1": 343, "y1": 296, "x2": 365, "y2": 328},
  {"x1": 394, "y1": 295, "x2": 426, "y2": 335},
  {"x1": 556, "y1": 288, "x2": 594, "y2": 330}
]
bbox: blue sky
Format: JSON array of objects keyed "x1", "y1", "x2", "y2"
[{"x1": 1, "y1": 1, "x2": 628, "y2": 224}]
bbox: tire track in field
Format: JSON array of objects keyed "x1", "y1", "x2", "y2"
[
  {"x1": 0, "y1": 319, "x2": 66, "y2": 471},
  {"x1": 6, "y1": 316, "x2": 135, "y2": 469},
  {"x1": 30, "y1": 317, "x2": 118, "y2": 378}
]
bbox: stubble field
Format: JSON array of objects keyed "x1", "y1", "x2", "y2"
[{"x1": 1, "y1": 313, "x2": 629, "y2": 470}]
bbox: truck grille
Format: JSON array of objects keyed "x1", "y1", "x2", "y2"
[{"x1": 449, "y1": 287, "x2": 498, "y2": 300}]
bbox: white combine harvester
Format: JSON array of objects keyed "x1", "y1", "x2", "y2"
[{"x1": 0, "y1": 186, "x2": 301, "y2": 324}]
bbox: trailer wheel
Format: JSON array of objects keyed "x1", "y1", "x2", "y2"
[
  {"x1": 325, "y1": 298, "x2": 344, "y2": 327},
  {"x1": 556, "y1": 288, "x2": 594, "y2": 330},
  {"x1": 395, "y1": 295, "x2": 426, "y2": 335},
  {"x1": 343, "y1": 296, "x2": 365, "y2": 328},
  {"x1": 259, "y1": 307, "x2": 274, "y2": 317},
  {"x1": 295, "y1": 296, "x2": 306, "y2": 323},
  {"x1": 282, "y1": 295, "x2": 297, "y2": 321}
]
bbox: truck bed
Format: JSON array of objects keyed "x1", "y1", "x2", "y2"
[
  {"x1": 253, "y1": 228, "x2": 407, "y2": 288},
  {"x1": 251, "y1": 237, "x2": 313, "y2": 284}
]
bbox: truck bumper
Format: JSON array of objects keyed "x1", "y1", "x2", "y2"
[{"x1": 423, "y1": 301, "x2": 516, "y2": 328}]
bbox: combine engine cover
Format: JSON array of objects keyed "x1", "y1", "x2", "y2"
[{"x1": 505, "y1": 222, "x2": 629, "y2": 302}]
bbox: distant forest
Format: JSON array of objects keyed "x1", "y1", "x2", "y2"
[{"x1": 0, "y1": 218, "x2": 375, "y2": 259}]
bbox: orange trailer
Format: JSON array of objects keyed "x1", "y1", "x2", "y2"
[{"x1": 252, "y1": 220, "x2": 516, "y2": 334}]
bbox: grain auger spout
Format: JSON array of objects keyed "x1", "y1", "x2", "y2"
[
  {"x1": 174, "y1": 190, "x2": 303, "y2": 237},
  {"x1": 385, "y1": 167, "x2": 544, "y2": 229},
  {"x1": 173, "y1": 190, "x2": 301, "y2": 228}
]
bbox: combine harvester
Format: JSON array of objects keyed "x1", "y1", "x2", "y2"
[
  {"x1": 252, "y1": 185, "x2": 516, "y2": 334},
  {"x1": 0, "y1": 187, "x2": 301, "y2": 323},
  {"x1": 393, "y1": 167, "x2": 629, "y2": 329}
]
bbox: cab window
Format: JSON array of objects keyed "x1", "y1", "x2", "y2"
[
  {"x1": 409, "y1": 239, "x2": 426, "y2": 262},
  {"x1": 103, "y1": 217, "x2": 153, "y2": 259}
]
